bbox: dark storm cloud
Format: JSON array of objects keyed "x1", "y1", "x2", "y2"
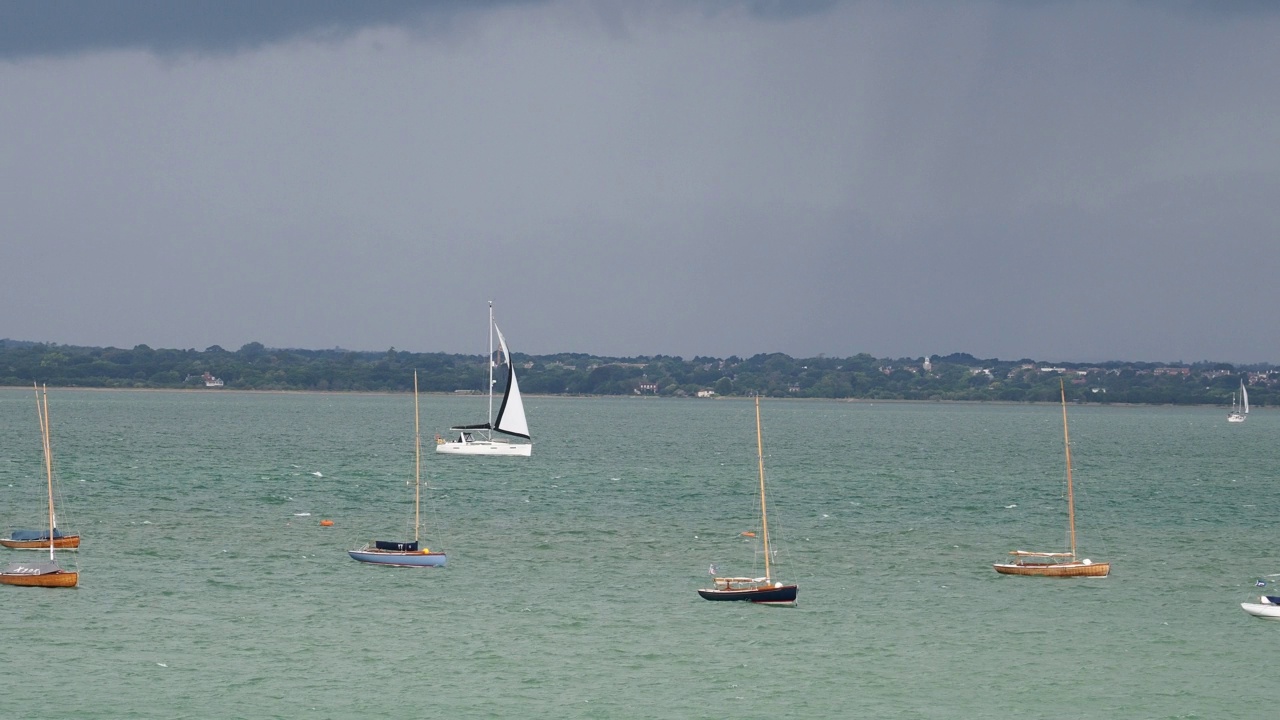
[
  {"x1": 0, "y1": 0, "x2": 842, "y2": 60},
  {"x1": 1, "y1": 0, "x2": 1277, "y2": 363},
  {"x1": 0, "y1": 0, "x2": 537, "y2": 59}
]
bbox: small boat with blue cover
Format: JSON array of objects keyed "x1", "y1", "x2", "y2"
[
  {"x1": 349, "y1": 371, "x2": 446, "y2": 568},
  {"x1": 2, "y1": 384, "x2": 80, "y2": 551},
  {"x1": 1, "y1": 385, "x2": 78, "y2": 588},
  {"x1": 1, "y1": 527, "x2": 79, "y2": 550},
  {"x1": 348, "y1": 540, "x2": 445, "y2": 568}
]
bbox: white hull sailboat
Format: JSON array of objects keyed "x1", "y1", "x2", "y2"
[
  {"x1": 994, "y1": 379, "x2": 1109, "y2": 578},
  {"x1": 349, "y1": 371, "x2": 447, "y2": 567},
  {"x1": 436, "y1": 302, "x2": 532, "y2": 457},
  {"x1": 1242, "y1": 595, "x2": 1280, "y2": 619},
  {"x1": 1228, "y1": 379, "x2": 1248, "y2": 423},
  {"x1": 698, "y1": 396, "x2": 798, "y2": 605}
]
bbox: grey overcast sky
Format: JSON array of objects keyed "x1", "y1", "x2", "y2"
[{"x1": 2, "y1": 1, "x2": 1277, "y2": 363}]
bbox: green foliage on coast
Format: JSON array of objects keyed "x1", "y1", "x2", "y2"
[{"x1": 0, "y1": 339, "x2": 1274, "y2": 407}]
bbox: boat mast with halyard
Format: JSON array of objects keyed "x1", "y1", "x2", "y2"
[
  {"x1": 349, "y1": 371, "x2": 447, "y2": 567},
  {"x1": 1, "y1": 385, "x2": 79, "y2": 588},
  {"x1": 698, "y1": 396, "x2": 798, "y2": 605},
  {"x1": 993, "y1": 379, "x2": 1109, "y2": 578},
  {"x1": 436, "y1": 301, "x2": 532, "y2": 456}
]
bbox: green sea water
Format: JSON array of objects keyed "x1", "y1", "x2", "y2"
[{"x1": 1, "y1": 388, "x2": 1277, "y2": 719}]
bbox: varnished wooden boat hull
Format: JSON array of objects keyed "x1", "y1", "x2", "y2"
[
  {"x1": 993, "y1": 561, "x2": 1109, "y2": 577},
  {"x1": 0, "y1": 570, "x2": 78, "y2": 588},
  {"x1": 0, "y1": 535, "x2": 80, "y2": 550},
  {"x1": 698, "y1": 584, "x2": 798, "y2": 604}
]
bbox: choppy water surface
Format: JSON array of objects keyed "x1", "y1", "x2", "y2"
[{"x1": 0, "y1": 389, "x2": 1276, "y2": 718}]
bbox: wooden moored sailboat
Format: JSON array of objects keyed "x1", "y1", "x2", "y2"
[
  {"x1": 994, "y1": 379, "x2": 1109, "y2": 578},
  {"x1": 698, "y1": 396, "x2": 798, "y2": 605},
  {"x1": 436, "y1": 301, "x2": 532, "y2": 456},
  {"x1": 349, "y1": 371, "x2": 447, "y2": 568},
  {"x1": 1, "y1": 385, "x2": 78, "y2": 588},
  {"x1": 0, "y1": 528, "x2": 79, "y2": 550}
]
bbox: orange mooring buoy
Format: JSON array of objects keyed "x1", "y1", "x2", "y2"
[{"x1": 320, "y1": 519, "x2": 334, "y2": 527}]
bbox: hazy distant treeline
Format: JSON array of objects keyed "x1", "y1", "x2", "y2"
[{"x1": 0, "y1": 339, "x2": 1274, "y2": 407}]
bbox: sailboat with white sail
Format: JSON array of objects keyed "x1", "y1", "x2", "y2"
[
  {"x1": 1, "y1": 385, "x2": 78, "y2": 588},
  {"x1": 993, "y1": 379, "x2": 1109, "y2": 578},
  {"x1": 436, "y1": 302, "x2": 532, "y2": 457},
  {"x1": 349, "y1": 371, "x2": 447, "y2": 567},
  {"x1": 698, "y1": 396, "x2": 798, "y2": 605},
  {"x1": 1228, "y1": 379, "x2": 1248, "y2": 423}
]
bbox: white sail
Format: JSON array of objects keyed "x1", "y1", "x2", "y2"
[
  {"x1": 492, "y1": 323, "x2": 530, "y2": 439},
  {"x1": 436, "y1": 303, "x2": 532, "y2": 456},
  {"x1": 1229, "y1": 379, "x2": 1249, "y2": 422}
]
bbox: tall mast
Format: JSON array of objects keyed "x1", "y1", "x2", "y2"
[
  {"x1": 1060, "y1": 380, "x2": 1077, "y2": 560},
  {"x1": 36, "y1": 384, "x2": 55, "y2": 561},
  {"x1": 487, "y1": 300, "x2": 494, "y2": 436},
  {"x1": 413, "y1": 370, "x2": 421, "y2": 544},
  {"x1": 755, "y1": 396, "x2": 772, "y2": 581}
]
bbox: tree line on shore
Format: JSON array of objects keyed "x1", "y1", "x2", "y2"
[{"x1": 0, "y1": 339, "x2": 1274, "y2": 407}]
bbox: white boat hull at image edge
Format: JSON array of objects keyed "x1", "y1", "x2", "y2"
[
  {"x1": 1241, "y1": 603, "x2": 1280, "y2": 619},
  {"x1": 435, "y1": 439, "x2": 532, "y2": 456}
]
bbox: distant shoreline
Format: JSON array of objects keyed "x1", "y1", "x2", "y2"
[
  {"x1": 0, "y1": 384, "x2": 1239, "y2": 409},
  {"x1": 2, "y1": 341, "x2": 1266, "y2": 407}
]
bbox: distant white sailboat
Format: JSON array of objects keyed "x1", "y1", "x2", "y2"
[
  {"x1": 436, "y1": 302, "x2": 532, "y2": 457},
  {"x1": 1228, "y1": 379, "x2": 1248, "y2": 423}
]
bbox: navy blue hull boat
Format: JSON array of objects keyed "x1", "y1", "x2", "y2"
[
  {"x1": 697, "y1": 579, "x2": 798, "y2": 604},
  {"x1": 698, "y1": 397, "x2": 797, "y2": 606}
]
